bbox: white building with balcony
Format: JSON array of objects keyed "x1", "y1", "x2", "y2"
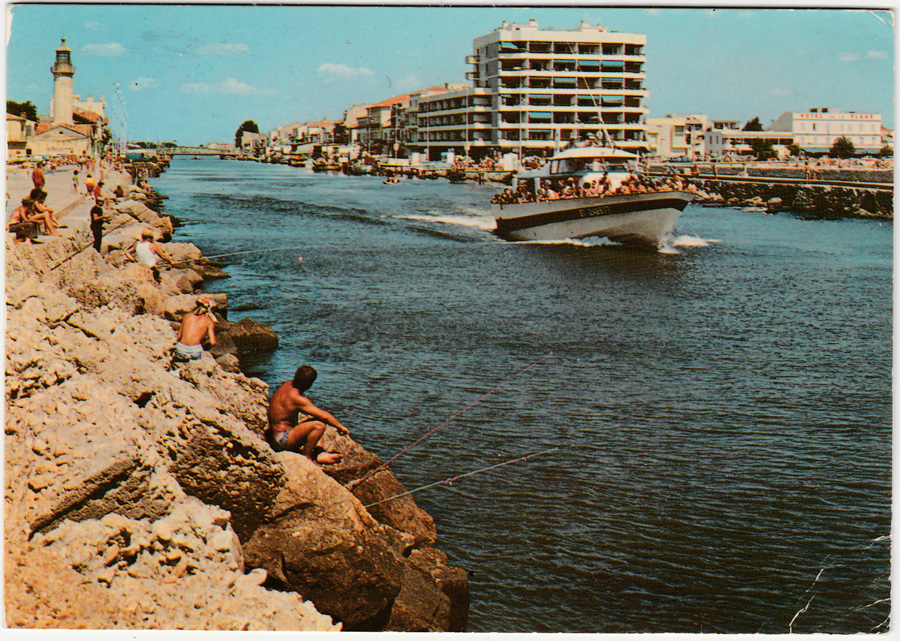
[
  {"x1": 416, "y1": 85, "x2": 494, "y2": 159},
  {"x1": 646, "y1": 114, "x2": 709, "y2": 159},
  {"x1": 771, "y1": 107, "x2": 883, "y2": 154},
  {"x1": 467, "y1": 19, "x2": 649, "y2": 157}
]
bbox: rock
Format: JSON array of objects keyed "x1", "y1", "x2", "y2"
[
  {"x1": 219, "y1": 317, "x2": 278, "y2": 353},
  {"x1": 386, "y1": 563, "x2": 451, "y2": 632},
  {"x1": 242, "y1": 452, "x2": 405, "y2": 630},
  {"x1": 216, "y1": 353, "x2": 241, "y2": 373},
  {"x1": 408, "y1": 547, "x2": 469, "y2": 631}
]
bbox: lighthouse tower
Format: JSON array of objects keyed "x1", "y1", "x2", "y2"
[{"x1": 51, "y1": 37, "x2": 76, "y2": 125}]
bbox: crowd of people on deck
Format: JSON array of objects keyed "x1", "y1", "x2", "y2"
[{"x1": 491, "y1": 172, "x2": 697, "y2": 205}]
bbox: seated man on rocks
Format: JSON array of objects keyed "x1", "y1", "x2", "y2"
[
  {"x1": 174, "y1": 295, "x2": 217, "y2": 361},
  {"x1": 125, "y1": 228, "x2": 174, "y2": 280},
  {"x1": 267, "y1": 365, "x2": 349, "y2": 464}
]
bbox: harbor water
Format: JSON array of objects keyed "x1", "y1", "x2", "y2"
[{"x1": 154, "y1": 157, "x2": 891, "y2": 633}]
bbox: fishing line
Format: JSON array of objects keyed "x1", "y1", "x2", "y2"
[
  {"x1": 171, "y1": 245, "x2": 325, "y2": 264},
  {"x1": 351, "y1": 351, "x2": 553, "y2": 490},
  {"x1": 363, "y1": 447, "x2": 558, "y2": 508}
]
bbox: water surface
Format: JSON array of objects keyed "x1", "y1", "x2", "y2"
[{"x1": 156, "y1": 157, "x2": 891, "y2": 633}]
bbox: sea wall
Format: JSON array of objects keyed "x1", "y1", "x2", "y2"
[
  {"x1": 4, "y1": 168, "x2": 468, "y2": 631},
  {"x1": 690, "y1": 179, "x2": 892, "y2": 219}
]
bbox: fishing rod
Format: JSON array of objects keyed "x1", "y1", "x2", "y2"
[
  {"x1": 363, "y1": 447, "x2": 558, "y2": 508},
  {"x1": 48, "y1": 216, "x2": 135, "y2": 271},
  {"x1": 350, "y1": 351, "x2": 553, "y2": 491},
  {"x1": 170, "y1": 246, "x2": 320, "y2": 265}
]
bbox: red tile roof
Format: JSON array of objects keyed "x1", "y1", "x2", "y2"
[
  {"x1": 73, "y1": 108, "x2": 102, "y2": 124},
  {"x1": 35, "y1": 123, "x2": 93, "y2": 137}
]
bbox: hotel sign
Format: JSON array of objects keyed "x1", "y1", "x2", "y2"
[{"x1": 797, "y1": 113, "x2": 878, "y2": 120}]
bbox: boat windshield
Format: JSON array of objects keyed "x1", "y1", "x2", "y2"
[{"x1": 550, "y1": 158, "x2": 630, "y2": 174}]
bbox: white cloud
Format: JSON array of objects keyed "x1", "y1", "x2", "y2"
[
  {"x1": 317, "y1": 62, "x2": 375, "y2": 82},
  {"x1": 83, "y1": 21, "x2": 107, "y2": 31},
  {"x1": 838, "y1": 52, "x2": 861, "y2": 62},
  {"x1": 772, "y1": 87, "x2": 792, "y2": 97},
  {"x1": 867, "y1": 50, "x2": 889, "y2": 59},
  {"x1": 181, "y1": 77, "x2": 275, "y2": 95},
  {"x1": 395, "y1": 74, "x2": 422, "y2": 91},
  {"x1": 81, "y1": 42, "x2": 126, "y2": 57},
  {"x1": 129, "y1": 77, "x2": 159, "y2": 92},
  {"x1": 196, "y1": 42, "x2": 250, "y2": 56}
]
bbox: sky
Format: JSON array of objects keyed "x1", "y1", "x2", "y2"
[{"x1": 5, "y1": 3, "x2": 896, "y2": 146}]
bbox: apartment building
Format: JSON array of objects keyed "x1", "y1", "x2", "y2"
[
  {"x1": 465, "y1": 19, "x2": 648, "y2": 157},
  {"x1": 771, "y1": 107, "x2": 883, "y2": 154},
  {"x1": 646, "y1": 114, "x2": 708, "y2": 159},
  {"x1": 416, "y1": 85, "x2": 494, "y2": 159}
]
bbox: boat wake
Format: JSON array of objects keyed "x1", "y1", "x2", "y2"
[
  {"x1": 400, "y1": 213, "x2": 497, "y2": 231},
  {"x1": 658, "y1": 234, "x2": 723, "y2": 254}
]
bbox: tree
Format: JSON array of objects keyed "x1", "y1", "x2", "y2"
[
  {"x1": 235, "y1": 120, "x2": 260, "y2": 148},
  {"x1": 787, "y1": 143, "x2": 802, "y2": 157},
  {"x1": 7, "y1": 100, "x2": 37, "y2": 121},
  {"x1": 750, "y1": 138, "x2": 776, "y2": 161},
  {"x1": 829, "y1": 136, "x2": 855, "y2": 158},
  {"x1": 742, "y1": 117, "x2": 764, "y2": 132},
  {"x1": 879, "y1": 144, "x2": 893, "y2": 157}
]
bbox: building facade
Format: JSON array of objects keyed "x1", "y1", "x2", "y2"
[
  {"x1": 771, "y1": 108, "x2": 883, "y2": 154},
  {"x1": 646, "y1": 114, "x2": 708, "y2": 159},
  {"x1": 467, "y1": 19, "x2": 649, "y2": 156},
  {"x1": 416, "y1": 86, "x2": 493, "y2": 159}
]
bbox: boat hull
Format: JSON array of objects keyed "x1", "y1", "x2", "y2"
[{"x1": 493, "y1": 191, "x2": 693, "y2": 247}]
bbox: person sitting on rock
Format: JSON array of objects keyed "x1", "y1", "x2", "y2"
[
  {"x1": 267, "y1": 365, "x2": 349, "y2": 464},
  {"x1": 7, "y1": 197, "x2": 39, "y2": 244},
  {"x1": 174, "y1": 295, "x2": 217, "y2": 361},
  {"x1": 29, "y1": 188, "x2": 61, "y2": 235},
  {"x1": 125, "y1": 228, "x2": 174, "y2": 280}
]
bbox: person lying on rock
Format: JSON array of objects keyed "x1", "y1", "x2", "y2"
[
  {"x1": 174, "y1": 295, "x2": 217, "y2": 361},
  {"x1": 267, "y1": 365, "x2": 349, "y2": 464}
]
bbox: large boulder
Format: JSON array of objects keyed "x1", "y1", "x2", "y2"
[
  {"x1": 217, "y1": 317, "x2": 278, "y2": 353},
  {"x1": 323, "y1": 433, "x2": 438, "y2": 546},
  {"x1": 385, "y1": 563, "x2": 451, "y2": 632},
  {"x1": 242, "y1": 452, "x2": 405, "y2": 630}
]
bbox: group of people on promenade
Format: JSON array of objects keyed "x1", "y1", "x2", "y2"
[
  {"x1": 6, "y1": 153, "x2": 129, "y2": 246},
  {"x1": 7, "y1": 161, "x2": 67, "y2": 244}
]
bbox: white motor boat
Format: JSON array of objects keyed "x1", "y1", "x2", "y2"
[{"x1": 492, "y1": 144, "x2": 693, "y2": 248}]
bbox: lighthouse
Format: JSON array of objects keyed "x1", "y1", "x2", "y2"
[{"x1": 51, "y1": 37, "x2": 75, "y2": 125}]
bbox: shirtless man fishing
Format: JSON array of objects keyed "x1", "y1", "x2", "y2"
[
  {"x1": 267, "y1": 365, "x2": 348, "y2": 464},
  {"x1": 174, "y1": 295, "x2": 216, "y2": 361}
]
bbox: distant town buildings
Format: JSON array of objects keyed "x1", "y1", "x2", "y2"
[
  {"x1": 240, "y1": 20, "x2": 889, "y2": 163},
  {"x1": 13, "y1": 28, "x2": 887, "y2": 163}
]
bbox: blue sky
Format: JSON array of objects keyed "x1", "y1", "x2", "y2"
[{"x1": 5, "y1": 5, "x2": 895, "y2": 145}]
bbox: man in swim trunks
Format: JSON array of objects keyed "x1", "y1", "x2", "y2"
[
  {"x1": 174, "y1": 295, "x2": 216, "y2": 361},
  {"x1": 267, "y1": 365, "x2": 349, "y2": 464}
]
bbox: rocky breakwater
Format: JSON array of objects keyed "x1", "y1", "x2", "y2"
[
  {"x1": 681, "y1": 166, "x2": 893, "y2": 219},
  {"x1": 5, "y1": 184, "x2": 468, "y2": 631}
]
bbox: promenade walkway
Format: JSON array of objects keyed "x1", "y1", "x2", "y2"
[{"x1": 6, "y1": 164, "x2": 136, "y2": 250}]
